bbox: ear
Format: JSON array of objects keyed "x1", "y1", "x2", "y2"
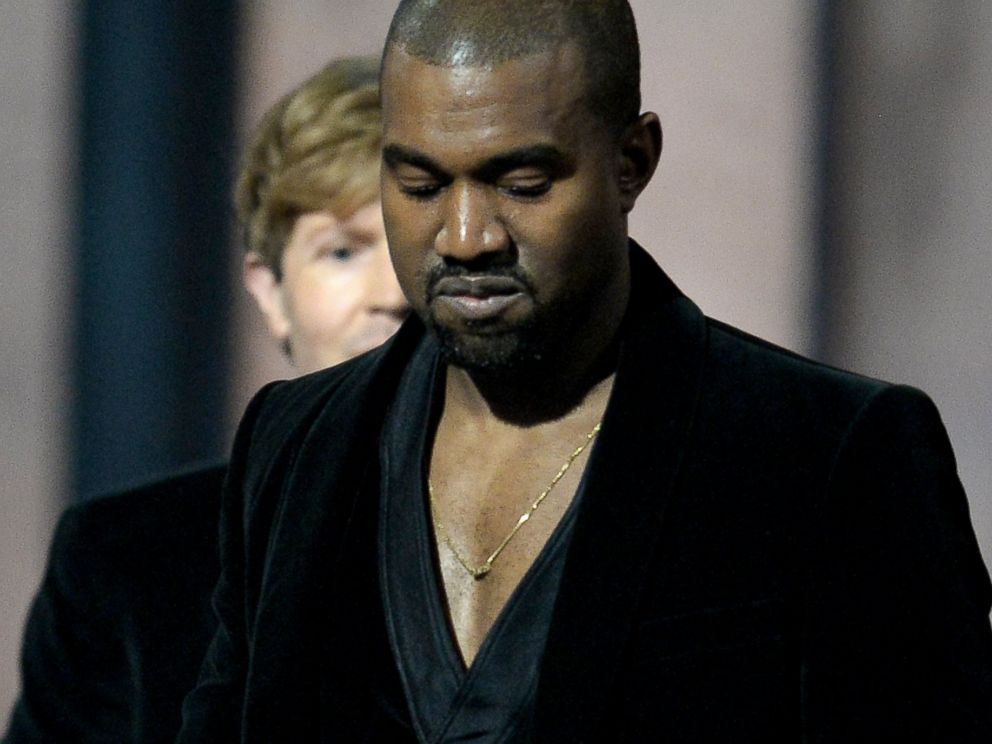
[
  {"x1": 617, "y1": 112, "x2": 662, "y2": 214},
  {"x1": 243, "y1": 252, "x2": 292, "y2": 342}
]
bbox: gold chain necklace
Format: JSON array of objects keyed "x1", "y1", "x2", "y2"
[{"x1": 428, "y1": 421, "x2": 602, "y2": 580}]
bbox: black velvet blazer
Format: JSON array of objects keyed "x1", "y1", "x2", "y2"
[
  {"x1": 178, "y1": 245, "x2": 992, "y2": 743},
  {"x1": 3, "y1": 465, "x2": 225, "y2": 744}
]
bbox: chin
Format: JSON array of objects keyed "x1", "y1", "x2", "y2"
[{"x1": 434, "y1": 326, "x2": 545, "y2": 372}]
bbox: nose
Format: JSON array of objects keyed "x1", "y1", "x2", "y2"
[
  {"x1": 434, "y1": 182, "x2": 510, "y2": 263},
  {"x1": 366, "y1": 240, "x2": 409, "y2": 318}
]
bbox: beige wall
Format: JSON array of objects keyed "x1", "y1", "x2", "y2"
[
  {"x1": 631, "y1": 1, "x2": 817, "y2": 353},
  {"x1": 0, "y1": 1, "x2": 75, "y2": 725},
  {"x1": 824, "y1": 1, "x2": 992, "y2": 567}
]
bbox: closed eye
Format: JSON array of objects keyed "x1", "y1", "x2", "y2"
[
  {"x1": 501, "y1": 178, "x2": 552, "y2": 198},
  {"x1": 399, "y1": 182, "x2": 444, "y2": 200},
  {"x1": 383, "y1": 147, "x2": 449, "y2": 201}
]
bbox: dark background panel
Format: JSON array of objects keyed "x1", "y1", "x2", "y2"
[{"x1": 74, "y1": 1, "x2": 240, "y2": 497}]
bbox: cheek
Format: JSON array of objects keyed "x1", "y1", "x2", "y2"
[
  {"x1": 513, "y1": 193, "x2": 625, "y2": 303},
  {"x1": 512, "y1": 186, "x2": 614, "y2": 284},
  {"x1": 286, "y1": 269, "x2": 358, "y2": 341},
  {"x1": 383, "y1": 187, "x2": 428, "y2": 249},
  {"x1": 387, "y1": 249, "x2": 428, "y2": 311},
  {"x1": 384, "y1": 204, "x2": 434, "y2": 305},
  {"x1": 383, "y1": 178, "x2": 440, "y2": 231}
]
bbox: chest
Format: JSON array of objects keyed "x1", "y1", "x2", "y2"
[
  {"x1": 364, "y1": 440, "x2": 803, "y2": 743},
  {"x1": 427, "y1": 420, "x2": 599, "y2": 665}
]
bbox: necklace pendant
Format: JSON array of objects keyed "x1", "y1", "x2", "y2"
[{"x1": 428, "y1": 419, "x2": 601, "y2": 581}]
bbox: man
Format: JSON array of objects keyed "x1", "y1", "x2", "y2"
[
  {"x1": 178, "y1": 2, "x2": 992, "y2": 742},
  {"x1": 3, "y1": 57, "x2": 407, "y2": 744}
]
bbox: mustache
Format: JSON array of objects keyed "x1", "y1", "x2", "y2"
[{"x1": 425, "y1": 262, "x2": 535, "y2": 300}]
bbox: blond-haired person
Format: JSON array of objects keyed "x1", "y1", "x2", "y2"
[
  {"x1": 240, "y1": 56, "x2": 406, "y2": 370},
  {"x1": 3, "y1": 57, "x2": 405, "y2": 744}
]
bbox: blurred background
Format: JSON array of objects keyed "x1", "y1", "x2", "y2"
[{"x1": 1, "y1": 0, "x2": 990, "y2": 722}]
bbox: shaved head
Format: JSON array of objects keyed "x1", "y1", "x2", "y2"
[{"x1": 384, "y1": 0, "x2": 641, "y2": 136}]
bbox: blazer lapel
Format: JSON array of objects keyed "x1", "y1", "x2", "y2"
[
  {"x1": 535, "y1": 245, "x2": 708, "y2": 741},
  {"x1": 241, "y1": 318, "x2": 425, "y2": 738}
]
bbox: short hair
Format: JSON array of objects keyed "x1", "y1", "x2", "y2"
[
  {"x1": 384, "y1": 0, "x2": 641, "y2": 136},
  {"x1": 235, "y1": 56, "x2": 381, "y2": 276}
]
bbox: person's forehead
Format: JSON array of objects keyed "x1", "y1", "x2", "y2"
[
  {"x1": 290, "y1": 201, "x2": 382, "y2": 243},
  {"x1": 382, "y1": 45, "x2": 586, "y2": 122}
]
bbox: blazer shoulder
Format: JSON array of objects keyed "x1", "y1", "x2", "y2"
[
  {"x1": 252, "y1": 357, "x2": 366, "y2": 428},
  {"x1": 47, "y1": 464, "x2": 227, "y2": 600},
  {"x1": 62, "y1": 464, "x2": 226, "y2": 542},
  {"x1": 706, "y1": 317, "x2": 892, "y2": 405}
]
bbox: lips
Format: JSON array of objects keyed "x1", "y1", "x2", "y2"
[{"x1": 430, "y1": 275, "x2": 528, "y2": 322}]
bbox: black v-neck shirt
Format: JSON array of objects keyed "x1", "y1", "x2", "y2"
[{"x1": 378, "y1": 337, "x2": 588, "y2": 744}]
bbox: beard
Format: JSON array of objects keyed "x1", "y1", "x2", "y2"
[{"x1": 431, "y1": 312, "x2": 545, "y2": 371}]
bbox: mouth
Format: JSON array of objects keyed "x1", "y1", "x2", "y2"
[{"x1": 430, "y1": 275, "x2": 527, "y2": 323}]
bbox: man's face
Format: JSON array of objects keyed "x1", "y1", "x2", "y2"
[
  {"x1": 245, "y1": 202, "x2": 409, "y2": 374},
  {"x1": 380, "y1": 45, "x2": 631, "y2": 370}
]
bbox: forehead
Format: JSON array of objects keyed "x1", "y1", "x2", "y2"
[{"x1": 381, "y1": 45, "x2": 594, "y2": 159}]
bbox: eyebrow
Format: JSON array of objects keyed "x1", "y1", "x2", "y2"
[
  {"x1": 382, "y1": 143, "x2": 571, "y2": 181},
  {"x1": 477, "y1": 145, "x2": 570, "y2": 180},
  {"x1": 382, "y1": 144, "x2": 444, "y2": 177}
]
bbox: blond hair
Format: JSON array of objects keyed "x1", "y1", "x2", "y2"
[{"x1": 235, "y1": 56, "x2": 381, "y2": 276}]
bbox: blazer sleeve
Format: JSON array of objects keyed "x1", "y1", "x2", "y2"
[
  {"x1": 801, "y1": 384, "x2": 992, "y2": 741},
  {"x1": 2, "y1": 508, "x2": 133, "y2": 744},
  {"x1": 176, "y1": 383, "x2": 278, "y2": 744}
]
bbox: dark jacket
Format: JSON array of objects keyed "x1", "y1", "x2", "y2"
[
  {"x1": 3, "y1": 465, "x2": 226, "y2": 744},
  {"x1": 178, "y1": 245, "x2": 992, "y2": 742}
]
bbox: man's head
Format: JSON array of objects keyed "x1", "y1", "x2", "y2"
[
  {"x1": 380, "y1": 0, "x2": 660, "y2": 374},
  {"x1": 385, "y1": 0, "x2": 641, "y2": 138},
  {"x1": 237, "y1": 57, "x2": 408, "y2": 373}
]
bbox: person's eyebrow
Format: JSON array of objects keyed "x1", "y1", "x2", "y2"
[
  {"x1": 382, "y1": 145, "x2": 446, "y2": 178},
  {"x1": 475, "y1": 145, "x2": 571, "y2": 180},
  {"x1": 382, "y1": 143, "x2": 572, "y2": 181}
]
